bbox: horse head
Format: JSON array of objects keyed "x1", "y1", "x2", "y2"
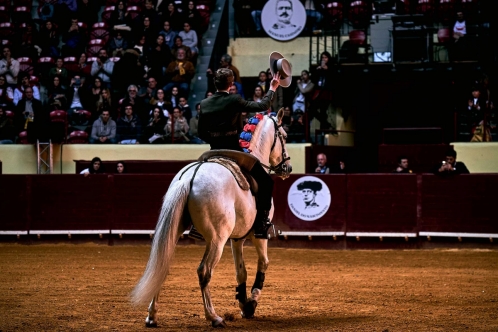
[{"x1": 243, "y1": 108, "x2": 292, "y2": 179}]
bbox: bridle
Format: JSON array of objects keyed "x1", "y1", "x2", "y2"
[{"x1": 260, "y1": 115, "x2": 291, "y2": 176}]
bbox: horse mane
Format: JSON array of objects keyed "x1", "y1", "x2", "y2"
[{"x1": 239, "y1": 112, "x2": 275, "y2": 154}]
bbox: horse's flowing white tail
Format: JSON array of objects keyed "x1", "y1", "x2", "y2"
[{"x1": 130, "y1": 179, "x2": 190, "y2": 305}]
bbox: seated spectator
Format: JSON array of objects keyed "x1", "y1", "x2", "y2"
[
  {"x1": 76, "y1": 52, "x2": 92, "y2": 78},
  {"x1": 0, "y1": 75, "x2": 14, "y2": 109},
  {"x1": 165, "y1": 106, "x2": 189, "y2": 143},
  {"x1": 189, "y1": 103, "x2": 200, "y2": 136},
  {"x1": 248, "y1": 86, "x2": 263, "y2": 103},
  {"x1": 164, "y1": 86, "x2": 180, "y2": 113},
  {"x1": 108, "y1": 31, "x2": 129, "y2": 57},
  {"x1": 250, "y1": 0, "x2": 265, "y2": 36},
  {"x1": 116, "y1": 161, "x2": 126, "y2": 174},
  {"x1": 47, "y1": 76, "x2": 68, "y2": 111},
  {"x1": 117, "y1": 104, "x2": 142, "y2": 144},
  {"x1": 0, "y1": 47, "x2": 20, "y2": 87},
  {"x1": 61, "y1": 18, "x2": 86, "y2": 57},
  {"x1": 163, "y1": 48, "x2": 195, "y2": 96},
  {"x1": 91, "y1": 49, "x2": 114, "y2": 89},
  {"x1": 315, "y1": 153, "x2": 330, "y2": 174},
  {"x1": 206, "y1": 54, "x2": 244, "y2": 98},
  {"x1": 13, "y1": 74, "x2": 41, "y2": 106},
  {"x1": 48, "y1": 57, "x2": 69, "y2": 87},
  {"x1": 435, "y1": 149, "x2": 470, "y2": 175},
  {"x1": 293, "y1": 70, "x2": 314, "y2": 113},
  {"x1": 131, "y1": 35, "x2": 148, "y2": 55},
  {"x1": 159, "y1": 2, "x2": 184, "y2": 32},
  {"x1": 67, "y1": 75, "x2": 90, "y2": 126},
  {"x1": 159, "y1": 20, "x2": 178, "y2": 49},
  {"x1": 144, "y1": 106, "x2": 167, "y2": 144},
  {"x1": 39, "y1": 20, "x2": 61, "y2": 57},
  {"x1": 228, "y1": 84, "x2": 240, "y2": 96},
  {"x1": 139, "y1": 77, "x2": 159, "y2": 106},
  {"x1": 334, "y1": 160, "x2": 347, "y2": 174},
  {"x1": 142, "y1": 0, "x2": 160, "y2": 28},
  {"x1": 110, "y1": 1, "x2": 133, "y2": 31},
  {"x1": 288, "y1": 111, "x2": 306, "y2": 142},
  {"x1": 77, "y1": 0, "x2": 98, "y2": 27},
  {"x1": 171, "y1": 37, "x2": 193, "y2": 61},
  {"x1": 178, "y1": 22, "x2": 198, "y2": 56},
  {"x1": 281, "y1": 106, "x2": 292, "y2": 132},
  {"x1": 15, "y1": 86, "x2": 46, "y2": 143},
  {"x1": 88, "y1": 77, "x2": 103, "y2": 112},
  {"x1": 256, "y1": 70, "x2": 270, "y2": 94},
  {"x1": 184, "y1": 1, "x2": 204, "y2": 33},
  {"x1": 80, "y1": 156, "x2": 104, "y2": 176},
  {"x1": 152, "y1": 88, "x2": 169, "y2": 116},
  {"x1": 121, "y1": 84, "x2": 147, "y2": 124},
  {"x1": 233, "y1": 0, "x2": 253, "y2": 36},
  {"x1": 90, "y1": 110, "x2": 117, "y2": 144},
  {"x1": 146, "y1": 36, "x2": 172, "y2": 84},
  {"x1": 135, "y1": 16, "x2": 158, "y2": 48},
  {"x1": 393, "y1": 156, "x2": 413, "y2": 173},
  {"x1": 310, "y1": 51, "x2": 334, "y2": 130},
  {"x1": 16, "y1": 21, "x2": 40, "y2": 62},
  {"x1": 111, "y1": 50, "x2": 144, "y2": 96},
  {"x1": 178, "y1": 96, "x2": 192, "y2": 124},
  {"x1": 0, "y1": 106, "x2": 16, "y2": 144},
  {"x1": 96, "y1": 88, "x2": 114, "y2": 118}
]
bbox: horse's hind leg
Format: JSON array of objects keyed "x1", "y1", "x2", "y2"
[
  {"x1": 145, "y1": 293, "x2": 159, "y2": 327},
  {"x1": 243, "y1": 238, "x2": 270, "y2": 318},
  {"x1": 197, "y1": 240, "x2": 228, "y2": 327},
  {"x1": 230, "y1": 239, "x2": 248, "y2": 316}
]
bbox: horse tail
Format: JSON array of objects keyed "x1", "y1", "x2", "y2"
[{"x1": 130, "y1": 179, "x2": 190, "y2": 305}]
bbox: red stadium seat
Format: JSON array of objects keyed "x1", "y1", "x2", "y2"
[
  {"x1": 87, "y1": 56, "x2": 98, "y2": 64},
  {"x1": 90, "y1": 22, "x2": 110, "y2": 44},
  {"x1": 415, "y1": 0, "x2": 434, "y2": 16},
  {"x1": 0, "y1": 7, "x2": 9, "y2": 23},
  {"x1": 126, "y1": 6, "x2": 142, "y2": 21},
  {"x1": 17, "y1": 57, "x2": 34, "y2": 76},
  {"x1": 0, "y1": 39, "x2": 10, "y2": 46},
  {"x1": 18, "y1": 131, "x2": 29, "y2": 144},
  {"x1": 325, "y1": 2, "x2": 344, "y2": 29},
  {"x1": 63, "y1": 56, "x2": 80, "y2": 74},
  {"x1": 50, "y1": 110, "x2": 68, "y2": 143},
  {"x1": 196, "y1": 4, "x2": 211, "y2": 33},
  {"x1": 5, "y1": 110, "x2": 14, "y2": 119},
  {"x1": 348, "y1": 1, "x2": 370, "y2": 28},
  {"x1": 12, "y1": 6, "x2": 32, "y2": 23},
  {"x1": 87, "y1": 39, "x2": 106, "y2": 57},
  {"x1": 101, "y1": 6, "x2": 115, "y2": 23},
  {"x1": 109, "y1": 56, "x2": 120, "y2": 62},
  {"x1": 68, "y1": 130, "x2": 89, "y2": 144},
  {"x1": 74, "y1": 110, "x2": 92, "y2": 120},
  {"x1": 435, "y1": 0, "x2": 456, "y2": 25},
  {"x1": 0, "y1": 22, "x2": 14, "y2": 40}
]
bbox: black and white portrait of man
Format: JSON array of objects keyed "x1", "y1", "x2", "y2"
[
  {"x1": 297, "y1": 180, "x2": 322, "y2": 209},
  {"x1": 273, "y1": 0, "x2": 296, "y2": 30}
]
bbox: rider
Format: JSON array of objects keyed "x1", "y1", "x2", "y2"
[{"x1": 196, "y1": 68, "x2": 282, "y2": 239}]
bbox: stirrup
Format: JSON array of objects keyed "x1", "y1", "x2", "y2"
[
  {"x1": 188, "y1": 226, "x2": 205, "y2": 241},
  {"x1": 253, "y1": 220, "x2": 273, "y2": 240}
]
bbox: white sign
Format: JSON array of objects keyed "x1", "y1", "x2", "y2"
[
  {"x1": 262, "y1": 0, "x2": 306, "y2": 41},
  {"x1": 287, "y1": 176, "x2": 331, "y2": 221}
]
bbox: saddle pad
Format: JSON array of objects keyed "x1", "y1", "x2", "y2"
[{"x1": 207, "y1": 156, "x2": 250, "y2": 191}]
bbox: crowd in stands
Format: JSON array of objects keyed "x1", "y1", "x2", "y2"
[{"x1": 0, "y1": 0, "x2": 214, "y2": 144}]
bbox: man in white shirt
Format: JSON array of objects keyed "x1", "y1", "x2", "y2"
[
  {"x1": 293, "y1": 70, "x2": 314, "y2": 113},
  {"x1": 91, "y1": 48, "x2": 114, "y2": 89},
  {"x1": 0, "y1": 47, "x2": 20, "y2": 87},
  {"x1": 13, "y1": 74, "x2": 41, "y2": 106}
]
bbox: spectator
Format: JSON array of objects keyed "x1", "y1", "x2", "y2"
[
  {"x1": 15, "y1": 86, "x2": 46, "y2": 142},
  {"x1": 293, "y1": 70, "x2": 314, "y2": 113},
  {"x1": 467, "y1": 85, "x2": 492, "y2": 142},
  {"x1": 229, "y1": 84, "x2": 240, "y2": 96},
  {"x1": 159, "y1": 20, "x2": 178, "y2": 49},
  {"x1": 76, "y1": 52, "x2": 92, "y2": 78},
  {"x1": 110, "y1": 1, "x2": 133, "y2": 31},
  {"x1": 140, "y1": 77, "x2": 160, "y2": 106},
  {"x1": 451, "y1": 10, "x2": 469, "y2": 61},
  {"x1": 207, "y1": 54, "x2": 244, "y2": 98},
  {"x1": 152, "y1": 88, "x2": 169, "y2": 116},
  {"x1": 250, "y1": 0, "x2": 266, "y2": 36},
  {"x1": 61, "y1": 17, "x2": 86, "y2": 57},
  {"x1": 178, "y1": 95, "x2": 192, "y2": 124},
  {"x1": 77, "y1": 0, "x2": 98, "y2": 27},
  {"x1": 117, "y1": 104, "x2": 142, "y2": 144},
  {"x1": 39, "y1": 20, "x2": 61, "y2": 57},
  {"x1": 146, "y1": 36, "x2": 172, "y2": 83},
  {"x1": 164, "y1": 86, "x2": 180, "y2": 112},
  {"x1": 288, "y1": 111, "x2": 306, "y2": 143},
  {"x1": 131, "y1": 35, "x2": 148, "y2": 55},
  {"x1": 310, "y1": 51, "x2": 334, "y2": 130},
  {"x1": 435, "y1": 149, "x2": 470, "y2": 175},
  {"x1": 266, "y1": 68, "x2": 284, "y2": 112},
  {"x1": 121, "y1": 84, "x2": 147, "y2": 123},
  {"x1": 80, "y1": 156, "x2": 104, "y2": 176},
  {"x1": 256, "y1": 70, "x2": 270, "y2": 94},
  {"x1": 116, "y1": 161, "x2": 126, "y2": 174},
  {"x1": 141, "y1": 0, "x2": 160, "y2": 28},
  {"x1": 47, "y1": 76, "x2": 68, "y2": 111},
  {"x1": 48, "y1": 57, "x2": 69, "y2": 87},
  {"x1": 13, "y1": 74, "x2": 41, "y2": 106},
  {"x1": 281, "y1": 105, "x2": 292, "y2": 132},
  {"x1": 164, "y1": 48, "x2": 195, "y2": 96},
  {"x1": 303, "y1": 0, "x2": 323, "y2": 33},
  {"x1": 96, "y1": 88, "x2": 115, "y2": 118},
  {"x1": 136, "y1": 16, "x2": 158, "y2": 48},
  {"x1": 171, "y1": 36, "x2": 193, "y2": 61},
  {"x1": 178, "y1": 22, "x2": 198, "y2": 57},
  {"x1": 16, "y1": 21, "x2": 40, "y2": 61},
  {"x1": 205, "y1": 90, "x2": 214, "y2": 98},
  {"x1": 108, "y1": 31, "x2": 129, "y2": 57},
  {"x1": 184, "y1": 1, "x2": 203, "y2": 33},
  {"x1": 0, "y1": 47, "x2": 20, "y2": 87},
  {"x1": 0, "y1": 75, "x2": 14, "y2": 109},
  {"x1": 88, "y1": 77, "x2": 103, "y2": 114},
  {"x1": 233, "y1": 0, "x2": 254, "y2": 37},
  {"x1": 189, "y1": 103, "x2": 200, "y2": 136},
  {"x1": 66, "y1": 75, "x2": 90, "y2": 126},
  {"x1": 0, "y1": 106, "x2": 16, "y2": 144},
  {"x1": 90, "y1": 110, "x2": 117, "y2": 144},
  {"x1": 165, "y1": 106, "x2": 189, "y2": 142},
  {"x1": 393, "y1": 156, "x2": 412, "y2": 173},
  {"x1": 315, "y1": 153, "x2": 330, "y2": 174},
  {"x1": 249, "y1": 86, "x2": 263, "y2": 103},
  {"x1": 332, "y1": 160, "x2": 347, "y2": 174},
  {"x1": 159, "y1": 2, "x2": 184, "y2": 32},
  {"x1": 144, "y1": 106, "x2": 167, "y2": 143},
  {"x1": 91, "y1": 49, "x2": 114, "y2": 89}
]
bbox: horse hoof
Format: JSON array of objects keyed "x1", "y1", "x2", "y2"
[
  {"x1": 145, "y1": 321, "x2": 157, "y2": 328},
  {"x1": 212, "y1": 318, "x2": 227, "y2": 328},
  {"x1": 242, "y1": 300, "x2": 258, "y2": 318}
]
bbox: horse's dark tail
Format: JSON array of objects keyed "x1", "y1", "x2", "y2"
[{"x1": 130, "y1": 179, "x2": 190, "y2": 305}]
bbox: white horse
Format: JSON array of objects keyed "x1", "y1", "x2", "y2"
[{"x1": 131, "y1": 108, "x2": 292, "y2": 328}]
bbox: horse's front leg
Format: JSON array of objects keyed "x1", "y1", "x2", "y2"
[
  {"x1": 145, "y1": 293, "x2": 159, "y2": 327},
  {"x1": 230, "y1": 239, "x2": 248, "y2": 316},
  {"x1": 242, "y1": 238, "x2": 269, "y2": 318}
]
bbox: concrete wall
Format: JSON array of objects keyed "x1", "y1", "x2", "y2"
[
  {"x1": 452, "y1": 143, "x2": 498, "y2": 173},
  {"x1": 0, "y1": 144, "x2": 310, "y2": 174}
]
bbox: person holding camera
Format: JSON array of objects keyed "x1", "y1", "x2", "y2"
[
  {"x1": 91, "y1": 48, "x2": 115, "y2": 89},
  {"x1": 435, "y1": 149, "x2": 470, "y2": 175},
  {"x1": 67, "y1": 75, "x2": 90, "y2": 127}
]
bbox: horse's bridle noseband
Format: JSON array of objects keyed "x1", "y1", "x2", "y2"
[{"x1": 261, "y1": 115, "x2": 291, "y2": 176}]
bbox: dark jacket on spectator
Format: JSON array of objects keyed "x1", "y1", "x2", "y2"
[{"x1": 117, "y1": 113, "x2": 142, "y2": 142}]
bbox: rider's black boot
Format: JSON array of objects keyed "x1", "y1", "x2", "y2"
[
  {"x1": 188, "y1": 226, "x2": 204, "y2": 241},
  {"x1": 253, "y1": 210, "x2": 273, "y2": 239}
]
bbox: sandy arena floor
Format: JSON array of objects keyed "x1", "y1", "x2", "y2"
[{"x1": 0, "y1": 243, "x2": 497, "y2": 331}]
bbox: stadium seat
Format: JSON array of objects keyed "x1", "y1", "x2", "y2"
[
  {"x1": 0, "y1": 0, "x2": 10, "y2": 9},
  {"x1": 12, "y1": 6, "x2": 32, "y2": 23},
  {"x1": 347, "y1": 0, "x2": 370, "y2": 28},
  {"x1": 325, "y1": 2, "x2": 344, "y2": 29},
  {"x1": 17, "y1": 57, "x2": 34, "y2": 76},
  {"x1": 68, "y1": 130, "x2": 89, "y2": 144},
  {"x1": 63, "y1": 56, "x2": 80, "y2": 74},
  {"x1": 109, "y1": 56, "x2": 120, "y2": 62},
  {"x1": 5, "y1": 110, "x2": 14, "y2": 119},
  {"x1": 87, "y1": 39, "x2": 106, "y2": 57},
  {"x1": 18, "y1": 131, "x2": 29, "y2": 144},
  {"x1": 74, "y1": 110, "x2": 92, "y2": 120},
  {"x1": 435, "y1": 0, "x2": 456, "y2": 24},
  {"x1": 50, "y1": 110, "x2": 68, "y2": 144},
  {"x1": 0, "y1": 7, "x2": 9, "y2": 23},
  {"x1": 415, "y1": 0, "x2": 434, "y2": 17},
  {"x1": 0, "y1": 22, "x2": 14, "y2": 40},
  {"x1": 90, "y1": 22, "x2": 110, "y2": 44},
  {"x1": 196, "y1": 4, "x2": 211, "y2": 33},
  {"x1": 126, "y1": 6, "x2": 142, "y2": 21},
  {"x1": 87, "y1": 56, "x2": 98, "y2": 63},
  {"x1": 101, "y1": 6, "x2": 115, "y2": 23},
  {"x1": 0, "y1": 39, "x2": 10, "y2": 46},
  {"x1": 433, "y1": 28, "x2": 452, "y2": 62}
]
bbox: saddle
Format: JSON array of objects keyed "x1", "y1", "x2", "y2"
[{"x1": 198, "y1": 150, "x2": 259, "y2": 194}]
